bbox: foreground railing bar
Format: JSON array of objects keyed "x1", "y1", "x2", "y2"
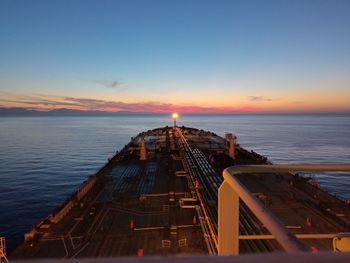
[
  {"x1": 226, "y1": 164, "x2": 350, "y2": 176},
  {"x1": 219, "y1": 163, "x2": 350, "y2": 255},
  {"x1": 221, "y1": 169, "x2": 308, "y2": 254},
  {"x1": 239, "y1": 233, "x2": 337, "y2": 240}
]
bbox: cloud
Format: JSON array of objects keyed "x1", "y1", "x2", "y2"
[
  {"x1": 90, "y1": 79, "x2": 124, "y2": 89},
  {"x1": 0, "y1": 93, "x2": 260, "y2": 113},
  {"x1": 248, "y1": 96, "x2": 273, "y2": 102}
]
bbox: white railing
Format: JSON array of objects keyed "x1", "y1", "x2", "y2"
[{"x1": 218, "y1": 164, "x2": 350, "y2": 255}]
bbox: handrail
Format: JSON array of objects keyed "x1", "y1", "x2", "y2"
[
  {"x1": 226, "y1": 164, "x2": 350, "y2": 175},
  {"x1": 218, "y1": 163, "x2": 350, "y2": 255}
]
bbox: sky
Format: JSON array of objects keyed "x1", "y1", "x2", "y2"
[{"x1": 0, "y1": 0, "x2": 349, "y2": 113}]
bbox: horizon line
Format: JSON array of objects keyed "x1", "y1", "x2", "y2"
[{"x1": 1, "y1": 107, "x2": 350, "y2": 116}]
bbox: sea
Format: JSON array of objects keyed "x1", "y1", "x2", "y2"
[{"x1": 1, "y1": 114, "x2": 350, "y2": 251}]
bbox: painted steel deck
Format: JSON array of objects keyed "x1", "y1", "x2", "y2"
[{"x1": 10, "y1": 126, "x2": 350, "y2": 259}]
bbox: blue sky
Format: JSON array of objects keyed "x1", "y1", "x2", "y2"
[{"x1": 0, "y1": 0, "x2": 349, "y2": 112}]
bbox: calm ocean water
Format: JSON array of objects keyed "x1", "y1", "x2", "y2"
[{"x1": 1, "y1": 114, "x2": 350, "y2": 251}]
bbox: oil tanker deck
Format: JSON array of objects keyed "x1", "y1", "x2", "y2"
[{"x1": 10, "y1": 126, "x2": 350, "y2": 259}]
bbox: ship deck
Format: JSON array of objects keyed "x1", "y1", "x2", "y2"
[{"x1": 11, "y1": 126, "x2": 350, "y2": 259}]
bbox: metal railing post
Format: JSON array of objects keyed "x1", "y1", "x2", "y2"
[{"x1": 218, "y1": 181, "x2": 239, "y2": 255}]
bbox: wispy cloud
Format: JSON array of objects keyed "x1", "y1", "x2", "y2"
[
  {"x1": 0, "y1": 93, "x2": 260, "y2": 113},
  {"x1": 90, "y1": 79, "x2": 125, "y2": 89},
  {"x1": 248, "y1": 96, "x2": 273, "y2": 102}
]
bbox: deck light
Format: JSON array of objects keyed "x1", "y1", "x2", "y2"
[{"x1": 172, "y1": 113, "x2": 179, "y2": 127}]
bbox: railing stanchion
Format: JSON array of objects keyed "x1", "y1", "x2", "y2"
[{"x1": 218, "y1": 181, "x2": 239, "y2": 255}]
